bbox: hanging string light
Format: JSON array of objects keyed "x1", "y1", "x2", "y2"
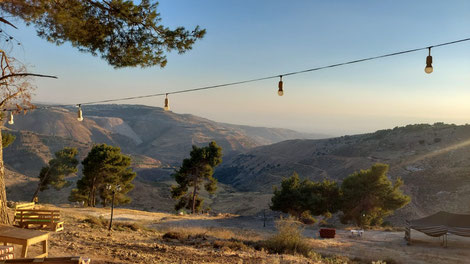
[
  {"x1": 164, "y1": 93, "x2": 170, "y2": 111},
  {"x1": 4, "y1": 37, "x2": 466, "y2": 123},
  {"x1": 77, "y1": 104, "x2": 83, "y2": 121},
  {"x1": 278, "y1": 76, "x2": 284, "y2": 96},
  {"x1": 425, "y1": 47, "x2": 433, "y2": 74},
  {"x1": 7, "y1": 111, "x2": 13, "y2": 125}
]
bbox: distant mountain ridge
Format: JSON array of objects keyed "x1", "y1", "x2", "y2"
[
  {"x1": 5, "y1": 104, "x2": 326, "y2": 167},
  {"x1": 215, "y1": 123, "x2": 470, "y2": 220}
]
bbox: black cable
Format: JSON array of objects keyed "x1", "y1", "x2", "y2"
[
  {"x1": 5, "y1": 37, "x2": 470, "y2": 109},
  {"x1": 71, "y1": 37, "x2": 470, "y2": 106}
]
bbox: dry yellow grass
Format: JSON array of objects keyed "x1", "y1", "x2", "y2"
[{"x1": 157, "y1": 225, "x2": 263, "y2": 242}]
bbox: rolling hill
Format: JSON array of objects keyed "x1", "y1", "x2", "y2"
[
  {"x1": 215, "y1": 123, "x2": 470, "y2": 220},
  {"x1": 5, "y1": 105, "x2": 469, "y2": 222},
  {"x1": 2, "y1": 104, "x2": 325, "y2": 210}
]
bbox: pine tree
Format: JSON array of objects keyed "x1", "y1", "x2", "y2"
[
  {"x1": 69, "y1": 144, "x2": 136, "y2": 207},
  {"x1": 270, "y1": 173, "x2": 341, "y2": 220},
  {"x1": 32, "y1": 147, "x2": 79, "y2": 202},
  {"x1": 0, "y1": 0, "x2": 206, "y2": 68},
  {"x1": 340, "y1": 163, "x2": 411, "y2": 227},
  {"x1": 171, "y1": 141, "x2": 222, "y2": 214}
]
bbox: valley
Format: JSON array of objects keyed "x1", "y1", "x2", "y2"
[{"x1": 3, "y1": 106, "x2": 470, "y2": 225}]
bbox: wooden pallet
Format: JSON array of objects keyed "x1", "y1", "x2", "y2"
[{"x1": 14, "y1": 210, "x2": 64, "y2": 232}]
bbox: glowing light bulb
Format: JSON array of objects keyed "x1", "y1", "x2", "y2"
[
  {"x1": 77, "y1": 105, "x2": 83, "y2": 121},
  {"x1": 7, "y1": 112, "x2": 13, "y2": 125},
  {"x1": 278, "y1": 76, "x2": 284, "y2": 96},
  {"x1": 164, "y1": 94, "x2": 170, "y2": 111},
  {"x1": 425, "y1": 48, "x2": 433, "y2": 74}
]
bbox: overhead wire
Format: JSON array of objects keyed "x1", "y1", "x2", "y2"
[
  {"x1": 71, "y1": 37, "x2": 470, "y2": 106},
  {"x1": 3, "y1": 37, "x2": 470, "y2": 112}
]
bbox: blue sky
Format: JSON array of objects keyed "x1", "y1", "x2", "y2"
[{"x1": 4, "y1": 0, "x2": 470, "y2": 135}]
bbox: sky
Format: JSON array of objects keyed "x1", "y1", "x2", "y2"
[{"x1": 3, "y1": 0, "x2": 470, "y2": 136}]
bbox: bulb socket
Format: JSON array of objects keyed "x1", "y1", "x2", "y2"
[
  {"x1": 164, "y1": 95, "x2": 170, "y2": 111},
  {"x1": 425, "y1": 55, "x2": 433, "y2": 74},
  {"x1": 77, "y1": 106, "x2": 83, "y2": 121}
]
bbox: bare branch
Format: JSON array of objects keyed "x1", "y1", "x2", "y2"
[
  {"x1": 0, "y1": 17, "x2": 17, "y2": 29},
  {"x1": 0, "y1": 89, "x2": 23, "y2": 108},
  {"x1": 0, "y1": 73, "x2": 58, "y2": 81}
]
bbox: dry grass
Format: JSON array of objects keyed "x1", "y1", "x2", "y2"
[
  {"x1": 82, "y1": 215, "x2": 151, "y2": 232},
  {"x1": 262, "y1": 218, "x2": 320, "y2": 260},
  {"x1": 213, "y1": 240, "x2": 252, "y2": 252},
  {"x1": 157, "y1": 225, "x2": 262, "y2": 242}
]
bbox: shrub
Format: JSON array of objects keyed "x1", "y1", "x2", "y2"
[
  {"x1": 113, "y1": 222, "x2": 149, "y2": 232},
  {"x1": 213, "y1": 240, "x2": 250, "y2": 252},
  {"x1": 163, "y1": 231, "x2": 187, "y2": 241},
  {"x1": 263, "y1": 218, "x2": 319, "y2": 259},
  {"x1": 300, "y1": 211, "x2": 317, "y2": 225},
  {"x1": 83, "y1": 216, "x2": 108, "y2": 228}
]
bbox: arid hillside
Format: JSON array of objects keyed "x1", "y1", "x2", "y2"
[
  {"x1": 2, "y1": 104, "x2": 322, "y2": 211},
  {"x1": 215, "y1": 123, "x2": 470, "y2": 221},
  {"x1": 5, "y1": 106, "x2": 470, "y2": 223},
  {"x1": 5, "y1": 104, "x2": 322, "y2": 166}
]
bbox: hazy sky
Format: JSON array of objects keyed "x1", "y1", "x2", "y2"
[{"x1": 5, "y1": 0, "x2": 470, "y2": 136}]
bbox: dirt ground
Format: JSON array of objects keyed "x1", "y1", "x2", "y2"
[{"x1": 9, "y1": 205, "x2": 470, "y2": 264}]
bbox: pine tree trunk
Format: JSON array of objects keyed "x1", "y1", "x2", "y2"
[
  {"x1": 0, "y1": 128, "x2": 11, "y2": 224},
  {"x1": 31, "y1": 167, "x2": 51, "y2": 202},
  {"x1": 191, "y1": 184, "x2": 198, "y2": 214}
]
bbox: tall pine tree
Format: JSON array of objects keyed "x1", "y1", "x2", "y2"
[
  {"x1": 171, "y1": 141, "x2": 222, "y2": 214},
  {"x1": 69, "y1": 144, "x2": 136, "y2": 207}
]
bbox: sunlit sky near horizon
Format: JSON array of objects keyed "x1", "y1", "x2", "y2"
[{"x1": 4, "y1": 0, "x2": 470, "y2": 136}]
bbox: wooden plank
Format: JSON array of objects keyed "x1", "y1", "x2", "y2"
[
  {"x1": 2, "y1": 257, "x2": 86, "y2": 263},
  {"x1": 15, "y1": 210, "x2": 60, "y2": 213},
  {"x1": 0, "y1": 226, "x2": 49, "y2": 240},
  {"x1": 15, "y1": 203, "x2": 35, "y2": 210},
  {"x1": 14, "y1": 216, "x2": 60, "y2": 219},
  {"x1": 17, "y1": 221, "x2": 59, "y2": 225}
]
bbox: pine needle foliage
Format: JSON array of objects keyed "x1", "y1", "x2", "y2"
[{"x1": 171, "y1": 141, "x2": 222, "y2": 214}]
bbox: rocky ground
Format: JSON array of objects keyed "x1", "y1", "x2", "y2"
[{"x1": 9, "y1": 205, "x2": 470, "y2": 264}]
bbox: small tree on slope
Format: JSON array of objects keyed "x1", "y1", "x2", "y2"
[
  {"x1": 32, "y1": 147, "x2": 79, "y2": 202},
  {"x1": 171, "y1": 141, "x2": 222, "y2": 214}
]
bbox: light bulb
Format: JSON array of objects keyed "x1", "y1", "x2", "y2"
[
  {"x1": 424, "y1": 48, "x2": 433, "y2": 74},
  {"x1": 77, "y1": 105, "x2": 83, "y2": 121},
  {"x1": 278, "y1": 76, "x2": 284, "y2": 96},
  {"x1": 164, "y1": 94, "x2": 170, "y2": 111},
  {"x1": 7, "y1": 111, "x2": 13, "y2": 125}
]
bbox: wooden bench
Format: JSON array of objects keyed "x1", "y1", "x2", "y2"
[
  {"x1": 1, "y1": 257, "x2": 90, "y2": 263},
  {"x1": 14, "y1": 210, "x2": 64, "y2": 232}
]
